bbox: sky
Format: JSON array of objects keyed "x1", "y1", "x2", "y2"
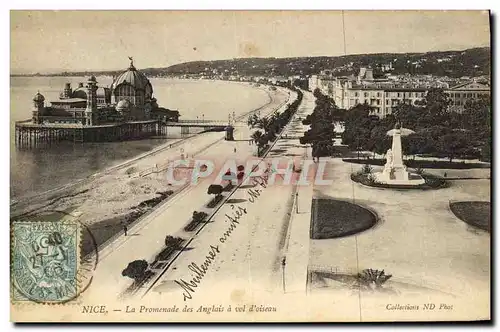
[{"x1": 10, "y1": 10, "x2": 491, "y2": 74}]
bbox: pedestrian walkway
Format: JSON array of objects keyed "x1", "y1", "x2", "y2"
[
  {"x1": 148, "y1": 90, "x2": 317, "y2": 300},
  {"x1": 282, "y1": 178, "x2": 313, "y2": 294},
  {"x1": 81, "y1": 89, "x2": 299, "y2": 301}
]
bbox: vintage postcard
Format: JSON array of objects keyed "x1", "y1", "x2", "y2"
[{"x1": 10, "y1": 10, "x2": 491, "y2": 322}]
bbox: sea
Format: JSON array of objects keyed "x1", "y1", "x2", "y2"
[{"x1": 10, "y1": 76, "x2": 270, "y2": 199}]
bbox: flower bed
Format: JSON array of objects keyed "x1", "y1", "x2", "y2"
[
  {"x1": 206, "y1": 194, "x2": 224, "y2": 208},
  {"x1": 310, "y1": 199, "x2": 377, "y2": 239},
  {"x1": 450, "y1": 201, "x2": 490, "y2": 232},
  {"x1": 183, "y1": 211, "x2": 209, "y2": 232},
  {"x1": 350, "y1": 172, "x2": 446, "y2": 190}
]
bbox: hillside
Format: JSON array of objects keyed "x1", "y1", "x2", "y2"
[
  {"x1": 14, "y1": 47, "x2": 490, "y2": 78},
  {"x1": 156, "y1": 47, "x2": 490, "y2": 78}
]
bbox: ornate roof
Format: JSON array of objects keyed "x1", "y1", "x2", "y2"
[{"x1": 111, "y1": 58, "x2": 152, "y2": 92}]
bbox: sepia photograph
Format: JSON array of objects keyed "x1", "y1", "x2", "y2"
[{"x1": 9, "y1": 9, "x2": 491, "y2": 323}]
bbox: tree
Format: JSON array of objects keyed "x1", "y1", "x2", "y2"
[
  {"x1": 415, "y1": 88, "x2": 451, "y2": 125},
  {"x1": 480, "y1": 141, "x2": 491, "y2": 162},
  {"x1": 257, "y1": 117, "x2": 272, "y2": 133},
  {"x1": 462, "y1": 96, "x2": 491, "y2": 142},
  {"x1": 247, "y1": 114, "x2": 259, "y2": 127},
  {"x1": 342, "y1": 103, "x2": 377, "y2": 150},
  {"x1": 404, "y1": 133, "x2": 433, "y2": 158},
  {"x1": 207, "y1": 184, "x2": 223, "y2": 198},
  {"x1": 392, "y1": 103, "x2": 422, "y2": 129},
  {"x1": 122, "y1": 260, "x2": 149, "y2": 281},
  {"x1": 251, "y1": 130, "x2": 263, "y2": 143},
  {"x1": 369, "y1": 125, "x2": 392, "y2": 157},
  {"x1": 357, "y1": 269, "x2": 392, "y2": 290},
  {"x1": 437, "y1": 131, "x2": 469, "y2": 162},
  {"x1": 300, "y1": 89, "x2": 337, "y2": 159},
  {"x1": 252, "y1": 130, "x2": 269, "y2": 156},
  {"x1": 415, "y1": 125, "x2": 452, "y2": 157}
]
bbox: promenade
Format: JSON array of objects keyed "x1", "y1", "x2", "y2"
[
  {"x1": 80, "y1": 89, "x2": 305, "y2": 302},
  {"x1": 113, "y1": 91, "x2": 313, "y2": 315}
]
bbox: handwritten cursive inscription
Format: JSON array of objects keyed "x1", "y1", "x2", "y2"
[{"x1": 174, "y1": 176, "x2": 267, "y2": 301}]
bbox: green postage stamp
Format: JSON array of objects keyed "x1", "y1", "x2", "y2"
[{"x1": 11, "y1": 221, "x2": 80, "y2": 304}]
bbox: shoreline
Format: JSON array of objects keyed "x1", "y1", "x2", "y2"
[{"x1": 10, "y1": 83, "x2": 287, "y2": 219}]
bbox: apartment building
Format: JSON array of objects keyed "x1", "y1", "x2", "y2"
[
  {"x1": 310, "y1": 67, "x2": 490, "y2": 118},
  {"x1": 446, "y1": 81, "x2": 490, "y2": 112},
  {"x1": 336, "y1": 82, "x2": 426, "y2": 118}
]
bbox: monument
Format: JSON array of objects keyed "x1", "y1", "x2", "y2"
[{"x1": 374, "y1": 122, "x2": 425, "y2": 186}]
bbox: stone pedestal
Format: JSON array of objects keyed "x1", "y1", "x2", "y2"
[
  {"x1": 375, "y1": 126, "x2": 425, "y2": 186},
  {"x1": 381, "y1": 165, "x2": 410, "y2": 181}
]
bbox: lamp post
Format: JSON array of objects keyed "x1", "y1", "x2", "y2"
[
  {"x1": 357, "y1": 137, "x2": 360, "y2": 160},
  {"x1": 295, "y1": 192, "x2": 299, "y2": 214},
  {"x1": 281, "y1": 257, "x2": 286, "y2": 293}
]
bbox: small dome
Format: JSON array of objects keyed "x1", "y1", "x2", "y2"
[
  {"x1": 72, "y1": 87, "x2": 88, "y2": 99},
  {"x1": 33, "y1": 92, "x2": 45, "y2": 102},
  {"x1": 116, "y1": 99, "x2": 131, "y2": 111},
  {"x1": 96, "y1": 87, "x2": 110, "y2": 97}
]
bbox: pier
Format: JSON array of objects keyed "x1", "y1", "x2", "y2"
[
  {"x1": 15, "y1": 120, "x2": 167, "y2": 148},
  {"x1": 14, "y1": 119, "x2": 235, "y2": 148}
]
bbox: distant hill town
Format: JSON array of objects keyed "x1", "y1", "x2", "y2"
[{"x1": 13, "y1": 47, "x2": 490, "y2": 79}]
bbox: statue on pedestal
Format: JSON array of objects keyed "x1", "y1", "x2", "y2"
[
  {"x1": 372, "y1": 121, "x2": 426, "y2": 186},
  {"x1": 385, "y1": 149, "x2": 393, "y2": 167}
]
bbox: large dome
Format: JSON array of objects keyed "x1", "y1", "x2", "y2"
[{"x1": 111, "y1": 61, "x2": 152, "y2": 92}]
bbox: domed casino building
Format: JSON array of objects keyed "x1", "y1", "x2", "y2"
[
  {"x1": 16, "y1": 58, "x2": 181, "y2": 146},
  {"x1": 30, "y1": 58, "x2": 179, "y2": 126}
]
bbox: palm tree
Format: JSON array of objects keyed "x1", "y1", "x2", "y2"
[
  {"x1": 251, "y1": 130, "x2": 263, "y2": 144},
  {"x1": 258, "y1": 118, "x2": 271, "y2": 133},
  {"x1": 251, "y1": 130, "x2": 269, "y2": 156}
]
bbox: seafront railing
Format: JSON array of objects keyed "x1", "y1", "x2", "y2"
[{"x1": 176, "y1": 119, "x2": 227, "y2": 124}]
